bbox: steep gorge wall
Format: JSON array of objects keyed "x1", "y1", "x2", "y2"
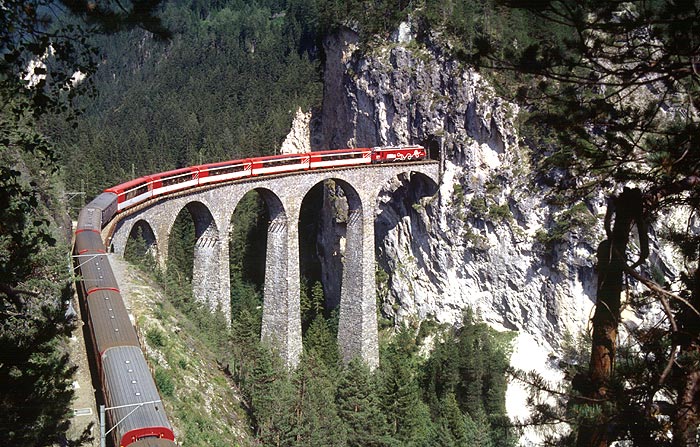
[
  {"x1": 317, "y1": 26, "x2": 599, "y2": 354},
  {"x1": 310, "y1": 26, "x2": 682, "y2": 367}
]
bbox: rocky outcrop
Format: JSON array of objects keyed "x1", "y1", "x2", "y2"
[
  {"x1": 280, "y1": 107, "x2": 312, "y2": 154},
  {"x1": 301, "y1": 23, "x2": 688, "y2": 444}
]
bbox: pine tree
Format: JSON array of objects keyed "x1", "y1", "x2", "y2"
[
  {"x1": 249, "y1": 344, "x2": 296, "y2": 446},
  {"x1": 124, "y1": 224, "x2": 151, "y2": 266},
  {"x1": 336, "y1": 358, "x2": 393, "y2": 447},
  {"x1": 380, "y1": 327, "x2": 435, "y2": 446},
  {"x1": 303, "y1": 314, "x2": 339, "y2": 369},
  {"x1": 291, "y1": 353, "x2": 346, "y2": 447},
  {"x1": 473, "y1": 2, "x2": 700, "y2": 445},
  {"x1": 434, "y1": 392, "x2": 470, "y2": 447}
]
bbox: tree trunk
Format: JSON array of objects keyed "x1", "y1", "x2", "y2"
[
  {"x1": 576, "y1": 187, "x2": 645, "y2": 447},
  {"x1": 673, "y1": 266, "x2": 700, "y2": 447}
]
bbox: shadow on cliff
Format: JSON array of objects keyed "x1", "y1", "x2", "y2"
[{"x1": 375, "y1": 172, "x2": 439, "y2": 276}]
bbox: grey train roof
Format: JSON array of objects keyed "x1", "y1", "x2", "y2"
[
  {"x1": 130, "y1": 438, "x2": 177, "y2": 447},
  {"x1": 74, "y1": 230, "x2": 106, "y2": 254},
  {"x1": 87, "y1": 289, "x2": 139, "y2": 354},
  {"x1": 78, "y1": 253, "x2": 119, "y2": 293},
  {"x1": 102, "y1": 346, "x2": 172, "y2": 440},
  {"x1": 77, "y1": 205, "x2": 104, "y2": 234}
]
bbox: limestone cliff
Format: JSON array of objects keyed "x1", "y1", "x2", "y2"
[
  {"x1": 318, "y1": 25, "x2": 599, "y2": 354},
  {"x1": 301, "y1": 21, "x2": 684, "y2": 364},
  {"x1": 283, "y1": 25, "x2": 683, "y2": 436}
]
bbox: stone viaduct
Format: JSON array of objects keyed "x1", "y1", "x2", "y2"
[{"x1": 108, "y1": 162, "x2": 439, "y2": 368}]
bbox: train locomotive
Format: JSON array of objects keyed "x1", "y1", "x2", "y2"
[{"x1": 72, "y1": 146, "x2": 426, "y2": 446}]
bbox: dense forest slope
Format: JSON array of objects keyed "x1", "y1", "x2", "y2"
[
  {"x1": 52, "y1": 0, "x2": 679, "y2": 356},
  {"x1": 53, "y1": 0, "x2": 323, "y2": 198}
]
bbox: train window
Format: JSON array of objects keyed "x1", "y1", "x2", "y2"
[
  {"x1": 161, "y1": 172, "x2": 193, "y2": 187},
  {"x1": 125, "y1": 184, "x2": 148, "y2": 201},
  {"x1": 325, "y1": 151, "x2": 362, "y2": 159},
  {"x1": 265, "y1": 157, "x2": 303, "y2": 167},
  {"x1": 211, "y1": 164, "x2": 246, "y2": 176}
]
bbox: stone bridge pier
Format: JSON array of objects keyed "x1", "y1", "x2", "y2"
[{"x1": 107, "y1": 162, "x2": 439, "y2": 368}]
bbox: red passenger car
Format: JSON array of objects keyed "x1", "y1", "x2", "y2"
[
  {"x1": 198, "y1": 159, "x2": 252, "y2": 185},
  {"x1": 105, "y1": 177, "x2": 153, "y2": 212},
  {"x1": 150, "y1": 167, "x2": 199, "y2": 197},
  {"x1": 251, "y1": 153, "x2": 310, "y2": 176},
  {"x1": 371, "y1": 145, "x2": 426, "y2": 163}
]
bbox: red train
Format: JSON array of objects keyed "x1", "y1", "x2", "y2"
[
  {"x1": 74, "y1": 212, "x2": 175, "y2": 446},
  {"x1": 73, "y1": 146, "x2": 425, "y2": 446},
  {"x1": 105, "y1": 146, "x2": 426, "y2": 213}
]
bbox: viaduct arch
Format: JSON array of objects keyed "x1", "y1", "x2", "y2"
[{"x1": 109, "y1": 162, "x2": 439, "y2": 368}]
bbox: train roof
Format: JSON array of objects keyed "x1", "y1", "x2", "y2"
[
  {"x1": 86, "y1": 192, "x2": 118, "y2": 212},
  {"x1": 74, "y1": 231, "x2": 106, "y2": 255},
  {"x1": 311, "y1": 147, "x2": 371, "y2": 155},
  {"x1": 198, "y1": 158, "x2": 251, "y2": 169},
  {"x1": 130, "y1": 438, "x2": 177, "y2": 447},
  {"x1": 102, "y1": 346, "x2": 173, "y2": 443},
  {"x1": 77, "y1": 206, "x2": 104, "y2": 234},
  {"x1": 250, "y1": 152, "x2": 308, "y2": 161},
  {"x1": 87, "y1": 289, "x2": 139, "y2": 354},
  {"x1": 77, "y1": 253, "x2": 119, "y2": 294},
  {"x1": 105, "y1": 176, "x2": 152, "y2": 194},
  {"x1": 151, "y1": 166, "x2": 198, "y2": 179}
]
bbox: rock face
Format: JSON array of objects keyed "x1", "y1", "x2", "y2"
[
  {"x1": 317, "y1": 25, "x2": 599, "y2": 353},
  {"x1": 280, "y1": 107, "x2": 313, "y2": 154}
]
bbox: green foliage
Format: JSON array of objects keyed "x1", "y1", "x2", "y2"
[
  {"x1": 167, "y1": 211, "x2": 197, "y2": 289},
  {"x1": 379, "y1": 326, "x2": 436, "y2": 445},
  {"x1": 156, "y1": 206, "x2": 233, "y2": 351},
  {"x1": 303, "y1": 314, "x2": 340, "y2": 369},
  {"x1": 230, "y1": 192, "x2": 269, "y2": 290},
  {"x1": 124, "y1": 224, "x2": 153, "y2": 267},
  {"x1": 535, "y1": 202, "x2": 597, "y2": 249},
  {"x1": 0, "y1": 102, "x2": 93, "y2": 446},
  {"x1": 487, "y1": 203, "x2": 513, "y2": 223},
  {"x1": 291, "y1": 354, "x2": 347, "y2": 446},
  {"x1": 422, "y1": 311, "x2": 515, "y2": 447},
  {"x1": 300, "y1": 280, "x2": 325, "y2": 332},
  {"x1": 221, "y1": 305, "x2": 514, "y2": 447},
  {"x1": 52, "y1": 0, "x2": 323, "y2": 194},
  {"x1": 452, "y1": 182, "x2": 465, "y2": 204},
  {"x1": 155, "y1": 367, "x2": 175, "y2": 397},
  {"x1": 469, "y1": 195, "x2": 489, "y2": 216},
  {"x1": 147, "y1": 328, "x2": 167, "y2": 348},
  {"x1": 1, "y1": 0, "x2": 170, "y2": 443},
  {"x1": 336, "y1": 359, "x2": 393, "y2": 447}
]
